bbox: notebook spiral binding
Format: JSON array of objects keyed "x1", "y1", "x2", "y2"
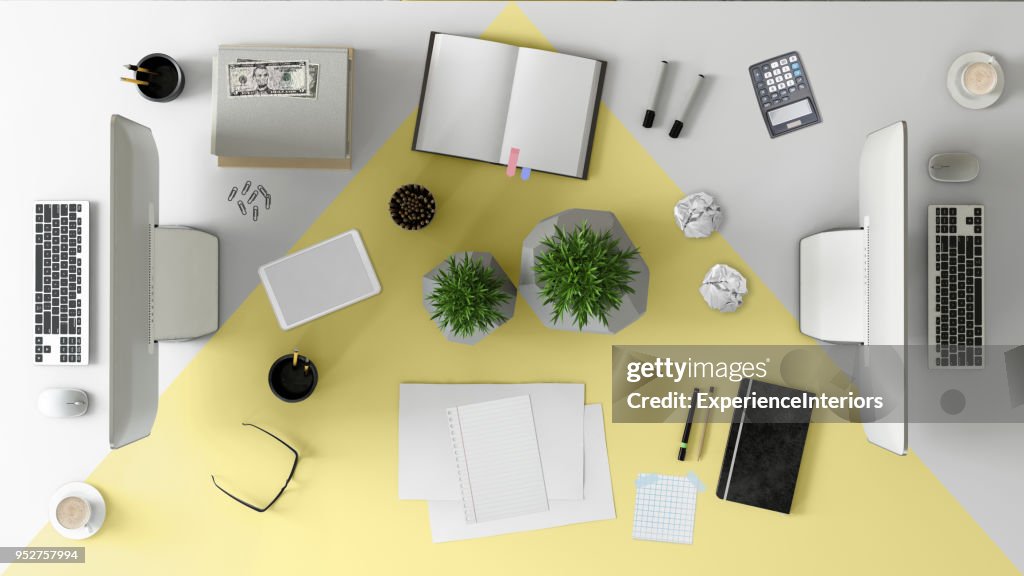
[{"x1": 447, "y1": 407, "x2": 476, "y2": 523}]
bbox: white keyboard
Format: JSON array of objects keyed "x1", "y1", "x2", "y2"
[{"x1": 34, "y1": 201, "x2": 89, "y2": 365}]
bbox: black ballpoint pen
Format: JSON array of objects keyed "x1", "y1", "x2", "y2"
[{"x1": 677, "y1": 387, "x2": 700, "y2": 461}]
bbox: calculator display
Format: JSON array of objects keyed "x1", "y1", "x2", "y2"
[{"x1": 768, "y1": 99, "x2": 812, "y2": 126}]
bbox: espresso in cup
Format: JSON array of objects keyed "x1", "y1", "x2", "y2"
[
  {"x1": 56, "y1": 496, "x2": 91, "y2": 530},
  {"x1": 963, "y1": 61, "x2": 998, "y2": 96}
]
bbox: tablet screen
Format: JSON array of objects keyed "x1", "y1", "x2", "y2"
[{"x1": 259, "y1": 230, "x2": 381, "y2": 329}]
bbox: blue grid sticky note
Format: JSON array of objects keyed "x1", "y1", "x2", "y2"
[{"x1": 632, "y1": 474, "x2": 697, "y2": 544}]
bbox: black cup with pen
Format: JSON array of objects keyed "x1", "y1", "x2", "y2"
[
  {"x1": 269, "y1": 349, "x2": 318, "y2": 403},
  {"x1": 121, "y1": 53, "x2": 185, "y2": 102}
]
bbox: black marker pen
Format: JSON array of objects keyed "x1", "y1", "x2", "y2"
[{"x1": 643, "y1": 60, "x2": 669, "y2": 128}]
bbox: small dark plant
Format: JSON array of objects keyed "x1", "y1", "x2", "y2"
[
  {"x1": 428, "y1": 255, "x2": 511, "y2": 338},
  {"x1": 534, "y1": 222, "x2": 640, "y2": 330}
]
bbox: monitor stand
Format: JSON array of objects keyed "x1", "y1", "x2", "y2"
[
  {"x1": 151, "y1": 226, "x2": 219, "y2": 342},
  {"x1": 800, "y1": 226, "x2": 907, "y2": 456}
]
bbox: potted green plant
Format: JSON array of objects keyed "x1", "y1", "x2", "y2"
[
  {"x1": 520, "y1": 209, "x2": 649, "y2": 334},
  {"x1": 423, "y1": 252, "x2": 516, "y2": 344}
]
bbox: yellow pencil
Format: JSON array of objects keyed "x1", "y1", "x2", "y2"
[
  {"x1": 123, "y1": 64, "x2": 158, "y2": 76},
  {"x1": 121, "y1": 77, "x2": 150, "y2": 86}
]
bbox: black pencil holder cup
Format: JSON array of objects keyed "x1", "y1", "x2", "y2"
[
  {"x1": 269, "y1": 354, "x2": 319, "y2": 403},
  {"x1": 136, "y1": 53, "x2": 185, "y2": 102}
]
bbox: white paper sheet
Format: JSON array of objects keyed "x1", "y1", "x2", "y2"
[
  {"x1": 428, "y1": 404, "x2": 615, "y2": 542},
  {"x1": 399, "y1": 384, "x2": 584, "y2": 501},
  {"x1": 448, "y1": 396, "x2": 549, "y2": 523}
]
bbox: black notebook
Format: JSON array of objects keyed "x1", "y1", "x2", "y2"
[
  {"x1": 412, "y1": 32, "x2": 606, "y2": 179},
  {"x1": 716, "y1": 379, "x2": 812, "y2": 514}
]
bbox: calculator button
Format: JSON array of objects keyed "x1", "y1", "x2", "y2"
[
  {"x1": 799, "y1": 84, "x2": 806, "y2": 90},
  {"x1": 763, "y1": 102, "x2": 771, "y2": 108},
  {"x1": 794, "y1": 70, "x2": 803, "y2": 77},
  {"x1": 789, "y1": 87, "x2": 797, "y2": 93},
  {"x1": 792, "y1": 62, "x2": 801, "y2": 70},
  {"x1": 797, "y1": 76, "x2": 805, "y2": 83},
  {"x1": 766, "y1": 78, "x2": 774, "y2": 86},
  {"x1": 769, "y1": 86, "x2": 777, "y2": 93},
  {"x1": 782, "y1": 96, "x2": 790, "y2": 102},
  {"x1": 771, "y1": 62, "x2": 779, "y2": 69},
  {"x1": 762, "y1": 65, "x2": 771, "y2": 72},
  {"x1": 773, "y1": 69, "x2": 781, "y2": 76},
  {"x1": 778, "y1": 59, "x2": 787, "y2": 66},
  {"x1": 784, "y1": 73, "x2": 793, "y2": 80},
  {"x1": 786, "y1": 80, "x2": 795, "y2": 87},
  {"x1": 782, "y1": 65, "x2": 791, "y2": 73},
  {"x1": 761, "y1": 96, "x2": 769, "y2": 103},
  {"x1": 789, "y1": 55, "x2": 798, "y2": 63}
]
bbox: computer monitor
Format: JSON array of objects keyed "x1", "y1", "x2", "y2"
[
  {"x1": 799, "y1": 121, "x2": 907, "y2": 455},
  {"x1": 109, "y1": 115, "x2": 220, "y2": 449}
]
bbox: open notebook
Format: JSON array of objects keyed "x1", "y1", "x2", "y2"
[{"x1": 412, "y1": 32, "x2": 606, "y2": 179}]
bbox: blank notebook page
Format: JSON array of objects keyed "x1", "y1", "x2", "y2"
[
  {"x1": 447, "y1": 396, "x2": 549, "y2": 524},
  {"x1": 499, "y1": 48, "x2": 602, "y2": 178},
  {"x1": 415, "y1": 34, "x2": 519, "y2": 163}
]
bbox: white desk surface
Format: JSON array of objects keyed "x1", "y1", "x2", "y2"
[{"x1": 2, "y1": 1, "x2": 1024, "y2": 570}]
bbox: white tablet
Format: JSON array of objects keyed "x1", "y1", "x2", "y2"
[{"x1": 259, "y1": 230, "x2": 381, "y2": 330}]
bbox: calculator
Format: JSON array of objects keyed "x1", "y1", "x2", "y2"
[{"x1": 749, "y1": 52, "x2": 821, "y2": 138}]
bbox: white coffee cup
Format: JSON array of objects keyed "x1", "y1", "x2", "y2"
[
  {"x1": 55, "y1": 495, "x2": 92, "y2": 532},
  {"x1": 962, "y1": 60, "x2": 999, "y2": 96}
]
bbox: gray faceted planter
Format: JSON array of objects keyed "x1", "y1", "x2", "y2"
[
  {"x1": 520, "y1": 209, "x2": 649, "y2": 334},
  {"x1": 423, "y1": 252, "x2": 517, "y2": 345}
]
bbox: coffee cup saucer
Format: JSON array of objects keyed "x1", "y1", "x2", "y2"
[
  {"x1": 49, "y1": 482, "x2": 106, "y2": 540},
  {"x1": 947, "y1": 51, "x2": 1004, "y2": 110}
]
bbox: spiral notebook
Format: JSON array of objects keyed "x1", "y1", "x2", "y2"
[{"x1": 447, "y1": 395, "x2": 549, "y2": 523}]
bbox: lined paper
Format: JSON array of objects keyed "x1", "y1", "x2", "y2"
[
  {"x1": 429, "y1": 404, "x2": 614, "y2": 542},
  {"x1": 447, "y1": 396, "x2": 549, "y2": 523}
]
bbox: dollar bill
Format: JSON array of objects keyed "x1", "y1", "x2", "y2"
[
  {"x1": 227, "y1": 60, "x2": 309, "y2": 98},
  {"x1": 237, "y1": 58, "x2": 318, "y2": 99}
]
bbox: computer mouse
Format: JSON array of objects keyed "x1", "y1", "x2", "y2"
[
  {"x1": 38, "y1": 388, "x2": 89, "y2": 418},
  {"x1": 929, "y1": 153, "x2": 980, "y2": 183}
]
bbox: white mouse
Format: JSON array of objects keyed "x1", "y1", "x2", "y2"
[
  {"x1": 929, "y1": 153, "x2": 980, "y2": 183},
  {"x1": 38, "y1": 388, "x2": 89, "y2": 418}
]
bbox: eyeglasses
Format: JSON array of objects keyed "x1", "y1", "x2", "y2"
[{"x1": 211, "y1": 423, "x2": 299, "y2": 512}]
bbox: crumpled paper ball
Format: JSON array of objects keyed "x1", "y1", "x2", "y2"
[
  {"x1": 700, "y1": 264, "x2": 747, "y2": 312},
  {"x1": 674, "y1": 191, "x2": 722, "y2": 238}
]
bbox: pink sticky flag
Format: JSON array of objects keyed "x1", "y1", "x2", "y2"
[{"x1": 506, "y1": 147, "x2": 520, "y2": 177}]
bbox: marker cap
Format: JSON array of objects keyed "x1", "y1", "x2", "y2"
[{"x1": 669, "y1": 119, "x2": 684, "y2": 138}]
